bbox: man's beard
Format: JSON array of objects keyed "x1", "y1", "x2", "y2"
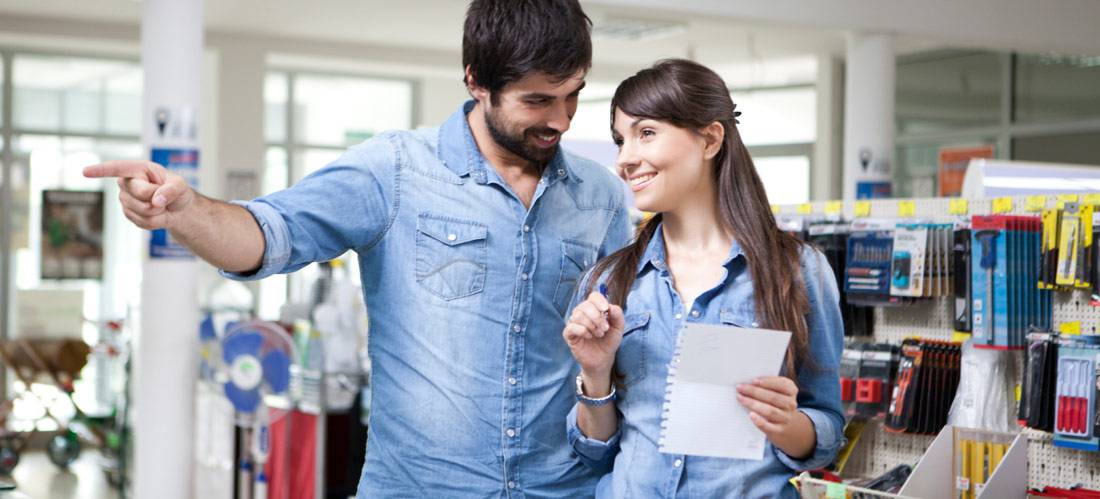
[{"x1": 484, "y1": 107, "x2": 560, "y2": 165}]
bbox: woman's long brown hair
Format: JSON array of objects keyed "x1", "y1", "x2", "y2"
[{"x1": 588, "y1": 59, "x2": 812, "y2": 382}]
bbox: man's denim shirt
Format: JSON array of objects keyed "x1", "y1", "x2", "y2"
[
  {"x1": 223, "y1": 101, "x2": 632, "y2": 497},
  {"x1": 566, "y1": 225, "x2": 846, "y2": 498}
]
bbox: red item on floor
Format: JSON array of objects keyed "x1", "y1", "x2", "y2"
[{"x1": 266, "y1": 409, "x2": 318, "y2": 499}]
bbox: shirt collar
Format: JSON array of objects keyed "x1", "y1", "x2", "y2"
[
  {"x1": 437, "y1": 100, "x2": 580, "y2": 185},
  {"x1": 636, "y1": 221, "x2": 745, "y2": 276}
]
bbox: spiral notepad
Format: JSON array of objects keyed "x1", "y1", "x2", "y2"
[{"x1": 658, "y1": 323, "x2": 791, "y2": 460}]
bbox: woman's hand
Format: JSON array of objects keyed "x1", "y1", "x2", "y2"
[
  {"x1": 736, "y1": 376, "x2": 804, "y2": 439},
  {"x1": 562, "y1": 291, "x2": 624, "y2": 390}
]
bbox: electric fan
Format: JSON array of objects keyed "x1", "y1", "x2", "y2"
[{"x1": 220, "y1": 320, "x2": 295, "y2": 499}]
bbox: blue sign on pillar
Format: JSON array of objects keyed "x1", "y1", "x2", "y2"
[{"x1": 149, "y1": 147, "x2": 199, "y2": 259}]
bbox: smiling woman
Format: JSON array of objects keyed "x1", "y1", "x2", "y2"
[{"x1": 564, "y1": 59, "x2": 844, "y2": 498}]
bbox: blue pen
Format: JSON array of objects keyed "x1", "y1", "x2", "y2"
[{"x1": 598, "y1": 283, "x2": 632, "y2": 337}]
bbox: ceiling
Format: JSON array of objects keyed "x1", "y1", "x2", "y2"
[
  {"x1": 0, "y1": 0, "x2": 1090, "y2": 87},
  {"x1": 0, "y1": 0, "x2": 850, "y2": 81}
]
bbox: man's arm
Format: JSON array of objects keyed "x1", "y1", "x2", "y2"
[{"x1": 84, "y1": 160, "x2": 265, "y2": 273}]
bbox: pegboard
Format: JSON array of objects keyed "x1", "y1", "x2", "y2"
[{"x1": 776, "y1": 194, "x2": 1100, "y2": 491}]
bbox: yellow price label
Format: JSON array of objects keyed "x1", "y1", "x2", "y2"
[
  {"x1": 951, "y1": 331, "x2": 972, "y2": 343},
  {"x1": 854, "y1": 201, "x2": 872, "y2": 218},
  {"x1": 949, "y1": 199, "x2": 969, "y2": 215},
  {"x1": 1058, "y1": 194, "x2": 1080, "y2": 204},
  {"x1": 771, "y1": 204, "x2": 780, "y2": 214},
  {"x1": 1025, "y1": 195, "x2": 1047, "y2": 212},
  {"x1": 1060, "y1": 321, "x2": 1082, "y2": 335},
  {"x1": 897, "y1": 200, "x2": 916, "y2": 217},
  {"x1": 992, "y1": 197, "x2": 1013, "y2": 214},
  {"x1": 1084, "y1": 193, "x2": 1100, "y2": 206},
  {"x1": 797, "y1": 203, "x2": 814, "y2": 215},
  {"x1": 825, "y1": 201, "x2": 843, "y2": 215},
  {"x1": 1015, "y1": 384, "x2": 1022, "y2": 403}
]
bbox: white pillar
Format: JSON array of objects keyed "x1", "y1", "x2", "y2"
[
  {"x1": 842, "y1": 33, "x2": 895, "y2": 199},
  {"x1": 814, "y1": 54, "x2": 845, "y2": 201},
  {"x1": 135, "y1": 1, "x2": 203, "y2": 498}
]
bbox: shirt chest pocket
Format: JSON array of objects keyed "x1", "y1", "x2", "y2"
[
  {"x1": 719, "y1": 308, "x2": 760, "y2": 329},
  {"x1": 553, "y1": 239, "x2": 599, "y2": 316},
  {"x1": 615, "y1": 312, "x2": 652, "y2": 388},
  {"x1": 415, "y1": 213, "x2": 488, "y2": 301}
]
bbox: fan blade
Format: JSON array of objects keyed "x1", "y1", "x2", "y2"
[
  {"x1": 224, "y1": 382, "x2": 261, "y2": 414},
  {"x1": 222, "y1": 330, "x2": 263, "y2": 363},
  {"x1": 200, "y1": 315, "x2": 217, "y2": 341},
  {"x1": 261, "y1": 349, "x2": 292, "y2": 394}
]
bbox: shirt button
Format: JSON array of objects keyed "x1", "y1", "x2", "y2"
[
  {"x1": 674, "y1": 458, "x2": 683, "y2": 468},
  {"x1": 447, "y1": 233, "x2": 457, "y2": 241},
  {"x1": 508, "y1": 481, "x2": 517, "y2": 489},
  {"x1": 674, "y1": 313, "x2": 682, "y2": 320},
  {"x1": 690, "y1": 310, "x2": 700, "y2": 318},
  {"x1": 512, "y1": 324, "x2": 522, "y2": 333},
  {"x1": 522, "y1": 225, "x2": 531, "y2": 232},
  {"x1": 508, "y1": 377, "x2": 517, "y2": 385},
  {"x1": 506, "y1": 428, "x2": 516, "y2": 438},
  {"x1": 558, "y1": 169, "x2": 566, "y2": 177},
  {"x1": 521, "y1": 272, "x2": 529, "y2": 280}
]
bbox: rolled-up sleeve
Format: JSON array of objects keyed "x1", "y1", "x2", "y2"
[
  {"x1": 220, "y1": 135, "x2": 399, "y2": 281},
  {"x1": 220, "y1": 199, "x2": 294, "y2": 280},
  {"x1": 566, "y1": 403, "x2": 621, "y2": 473},
  {"x1": 775, "y1": 247, "x2": 847, "y2": 471}
]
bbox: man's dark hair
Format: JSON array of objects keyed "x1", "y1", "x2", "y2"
[{"x1": 463, "y1": 0, "x2": 593, "y2": 94}]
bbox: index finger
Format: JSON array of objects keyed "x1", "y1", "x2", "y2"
[
  {"x1": 586, "y1": 291, "x2": 610, "y2": 313},
  {"x1": 751, "y1": 376, "x2": 798, "y2": 396},
  {"x1": 84, "y1": 160, "x2": 162, "y2": 182}
]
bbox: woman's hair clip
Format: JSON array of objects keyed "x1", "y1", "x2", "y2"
[{"x1": 732, "y1": 103, "x2": 742, "y2": 124}]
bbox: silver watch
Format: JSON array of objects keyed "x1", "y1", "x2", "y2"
[{"x1": 575, "y1": 374, "x2": 617, "y2": 406}]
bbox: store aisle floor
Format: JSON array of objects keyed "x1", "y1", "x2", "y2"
[{"x1": 6, "y1": 450, "x2": 121, "y2": 499}]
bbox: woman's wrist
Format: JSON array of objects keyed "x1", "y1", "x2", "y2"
[{"x1": 579, "y1": 369, "x2": 613, "y2": 398}]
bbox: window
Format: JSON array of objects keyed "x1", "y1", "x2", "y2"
[
  {"x1": 735, "y1": 87, "x2": 816, "y2": 205},
  {"x1": 732, "y1": 87, "x2": 816, "y2": 147},
  {"x1": 895, "y1": 48, "x2": 1100, "y2": 195},
  {"x1": 896, "y1": 50, "x2": 1002, "y2": 134},
  {"x1": 753, "y1": 156, "x2": 810, "y2": 205},
  {"x1": 3, "y1": 52, "x2": 143, "y2": 430},
  {"x1": 260, "y1": 70, "x2": 415, "y2": 318},
  {"x1": 1015, "y1": 53, "x2": 1100, "y2": 124},
  {"x1": 1012, "y1": 132, "x2": 1100, "y2": 166}
]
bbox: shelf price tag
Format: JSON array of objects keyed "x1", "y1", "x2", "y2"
[
  {"x1": 797, "y1": 203, "x2": 814, "y2": 215},
  {"x1": 826, "y1": 483, "x2": 847, "y2": 499},
  {"x1": 825, "y1": 201, "x2": 843, "y2": 215},
  {"x1": 992, "y1": 197, "x2": 1013, "y2": 214},
  {"x1": 1056, "y1": 193, "x2": 1082, "y2": 204},
  {"x1": 854, "y1": 201, "x2": 872, "y2": 218},
  {"x1": 949, "y1": 199, "x2": 969, "y2": 215},
  {"x1": 897, "y1": 200, "x2": 916, "y2": 218},
  {"x1": 1025, "y1": 195, "x2": 1047, "y2": 212},
  {"x1": 1060, "y1": 321, "x2": 1081, "y2": 336}
]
